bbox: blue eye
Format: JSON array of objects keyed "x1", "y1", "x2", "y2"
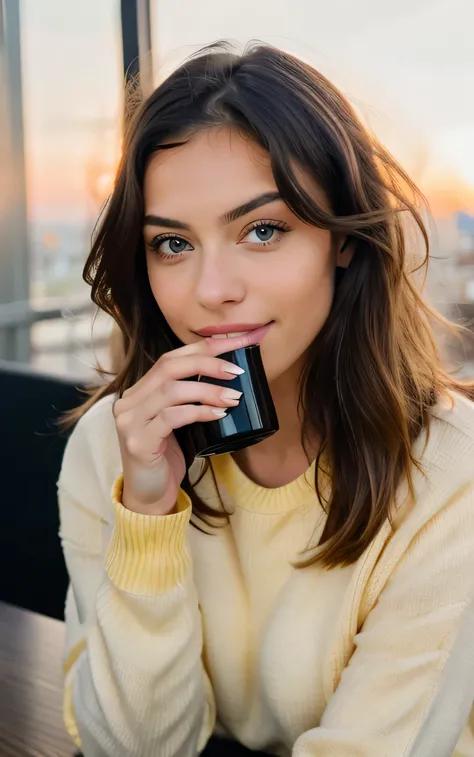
[
  {"x1": 160, "y1": 238, "x2": 191, "y2": 255},
  {"x1": 149, "y1": 235, "x2": 193, "y2": 258},
  {"x1": 247, "y1": 225, "x2": 276, "y2": 243},
  {"x1": 242, "y1": 221, "x2": 290, "y2": 246}
]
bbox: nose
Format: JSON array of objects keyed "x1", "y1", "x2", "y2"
[{"x1": 194, "y1": 248, "x2": 246, "y2": 310}]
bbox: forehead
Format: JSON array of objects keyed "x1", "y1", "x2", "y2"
[
  {"x1": 143, "y1": 126, "x2": 331, "y2": 217},
  {"x1": 143, "y1": 128, "x2": 276, "y2": 216}
]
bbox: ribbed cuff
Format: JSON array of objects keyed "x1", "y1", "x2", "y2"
[{"x1": 104, "y1": 475, "x2": 193, "y2": 596}]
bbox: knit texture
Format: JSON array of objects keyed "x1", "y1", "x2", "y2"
[{"x1": 57, "y1": 392, "x2": 474, "y2": 757}]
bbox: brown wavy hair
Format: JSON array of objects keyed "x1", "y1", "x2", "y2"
[{"x1": 65, "y1": 41, "x2": 474, "y2": 568}]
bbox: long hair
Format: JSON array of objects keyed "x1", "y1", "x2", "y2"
[{"x1": 64, "y1": 41, "x2": 474, "y2": 568}]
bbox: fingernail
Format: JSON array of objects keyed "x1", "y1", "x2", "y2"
[
  {"x1": 212, "y1": 410, "x2": 227, "y2": 417},
  {"x1": 221, "y1": 389, "x2": 243, "y2": 402},
  {"x1": 224, "y1": 364, "x2": 245, "y2": 375}
]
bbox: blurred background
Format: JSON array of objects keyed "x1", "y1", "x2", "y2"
[{"x1": 1, "y1": 0, "x2": 474, "y2": 380}]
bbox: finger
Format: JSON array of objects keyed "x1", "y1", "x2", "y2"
[
  {"x1": 119, "y1": 353, "x2": 244, "y2": 408},
  {"x1": 123, "y1": 332, "x2": 249, "y2": 399},
  {"x1": 134, "y1": 380, "x2": 242, "y2": 424},
  {"x1": 127, "y1": 404, "x2": 228, "y2": 464}
]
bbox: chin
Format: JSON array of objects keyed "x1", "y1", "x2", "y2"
[
  {"x1": 268, "y1": 351, "x2": 308, "y2": 385},
  {"x1": 263, "y1": 359, "x2": 290, "y2": 386}
]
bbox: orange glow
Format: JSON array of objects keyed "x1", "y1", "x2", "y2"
[
  {"x1": 421, "y1": 170, "x2": 474, "y2": 218},
  {"x1": 24, "y1": 137, "x2": 122, "y2": 221}
]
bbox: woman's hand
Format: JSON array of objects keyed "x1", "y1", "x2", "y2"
[{"x1": 113, "y1": 335, "x2": 246, "y2": 515}]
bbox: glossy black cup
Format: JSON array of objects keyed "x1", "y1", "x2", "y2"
[{"x1": 189, "y1": 344, "x2": 279, "y2": 457}]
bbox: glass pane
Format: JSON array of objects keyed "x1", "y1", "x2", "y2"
[{"x1": 21, "y1": 0, "x2": 122, "y2": 376}]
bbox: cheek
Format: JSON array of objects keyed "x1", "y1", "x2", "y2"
[
  {"x1": 147, "y1": 264, "x2": 188, "y2": 327},
  {"x1": 259, "y1": 246, "x2": 335, "y2": 377},
  {"x1": 263, "y1": 248, "x2": 335, "y2": 322}
]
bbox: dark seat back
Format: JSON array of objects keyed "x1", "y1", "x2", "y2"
[{"x1": 0, "y1": 360, "x2": 87, "y2": 620}]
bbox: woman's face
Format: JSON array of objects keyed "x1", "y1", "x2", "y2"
[{"x1": 143, "y1": 127, "x2": 349, "y2": 385}]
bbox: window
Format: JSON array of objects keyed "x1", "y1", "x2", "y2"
[{"x1": 3, "y1": 0, "x2": 123, "y2": 377}]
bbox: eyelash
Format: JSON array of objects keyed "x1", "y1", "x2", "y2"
[{"x1": 147, "y1": 220, "x2": 291, "y2": 260}]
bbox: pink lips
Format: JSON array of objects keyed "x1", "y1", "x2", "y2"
[
  {"x1": 203, "y1": 322, "x2": 274, "y2": 349},
  {"x1": 195, "y1": 322, "x2": 270, "y2": 336}
]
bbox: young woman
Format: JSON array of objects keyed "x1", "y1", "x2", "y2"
[{"x1": 58, "y1": 42, "x2": 474, "y2": 757}]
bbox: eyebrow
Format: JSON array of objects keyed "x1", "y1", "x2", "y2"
[{"x1": 143, "y1": 191, "x2": 281, "y2": 231}]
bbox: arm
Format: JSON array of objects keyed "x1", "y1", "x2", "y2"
[
  {"x1": 293, "y1": 482, "x2": 474, "y2": 757},
  {"x1": 58, "y1": 416, "x2": 216, "y2": 757}
]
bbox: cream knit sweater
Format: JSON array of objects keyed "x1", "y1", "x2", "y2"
[{"x1": 58, "y1": 391, "x2": 474, "y2": 757}]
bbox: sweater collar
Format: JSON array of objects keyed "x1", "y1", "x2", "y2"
[{"x1": 210, "y1": 453, "x2": 326, "y2": 513}]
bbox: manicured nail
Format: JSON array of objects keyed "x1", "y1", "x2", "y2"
[
  {"x1": 221, "y1": 389, "x2": 243, "y2": 402},
  {"x1": 223, "y1": 364, "x2": 245, "y2": 375},
  {"x1": 212, "y1": 410, "x2": 227, "y2": 417}
]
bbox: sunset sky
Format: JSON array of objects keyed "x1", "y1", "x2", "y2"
[{"x1": 20, "y1": 0, "x2": 474, "y2": 223}]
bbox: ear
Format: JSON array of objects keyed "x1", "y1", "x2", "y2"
[{"x1": 338, "y1": 235, "x2": 355, "y2": 269}]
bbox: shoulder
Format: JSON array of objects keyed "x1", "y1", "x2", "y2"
[
  {"x1": 429, "y1": 389, "x2": 474, "y2": 443},
  {"x1": 57, "y1": 392, "x2": 121, "y2": 515},
  {"x1": 423, "y1": 390, "x2": 474, "y2": 484},
  {"x1": 64, "y1": 391, "x2": 119, "y2": 460},
  {"x1": 72, "y1": 391, "x2": 117, "y2": 432},
  {"x1": 392, "y1": 390, "x2": 474, "y2": 533}
]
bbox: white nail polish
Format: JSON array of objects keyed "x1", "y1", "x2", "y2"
[
  {"x1": 224, "y1": 365, "x2": 245, "y2": 375},
  {"x1": 212, "y1": 410, "x2": 227, "y2": 417},
  {"x1": 221, "y1": 389, "x2": 243, "y2": 401}
]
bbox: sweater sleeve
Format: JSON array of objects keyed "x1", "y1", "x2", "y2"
[
  {"x1": 293, "y1": 481, "x2": 474, "y2": 757},
  {"x1": 58, "y1": 408, "x2": 216, "y2": 757}
]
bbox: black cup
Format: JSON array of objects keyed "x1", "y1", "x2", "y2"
[{"x1": 189, "y1": 344, "x2": 279, "y2": 457}]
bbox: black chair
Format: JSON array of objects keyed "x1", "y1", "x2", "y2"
[
  {"x1": 75, "y1": 737, "x2": 273, "y2": 757},
  {"x1": 201, "y1": 737, "x2": 273, "y2": 756},
  {"x1": 0, "y1": 359, "x2": 88, "y2": 620}
]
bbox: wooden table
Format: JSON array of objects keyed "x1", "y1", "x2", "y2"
[
  {"x1": 0, "y1": 601, "x2": 271, "y2": 757},
  {"x1": 0, "y1": 601, "x2": 77, "y2": 757}
]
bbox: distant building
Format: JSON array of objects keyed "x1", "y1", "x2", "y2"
[
  {"x1": 455, "y1": 212, "x2": 474, "y2": 302},
  {"x1": 427, "y1": 212, "x2": 474, "y2": 306},
  {"x1": 425, "y1": 212, "x2": 474, "y2": 372}
]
